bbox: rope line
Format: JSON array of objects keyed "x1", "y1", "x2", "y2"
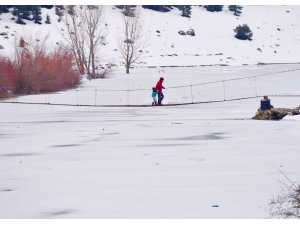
[
  {"x1": 1, "y1": 67, "x2": 299, "y2": 108},
  {"x1": 1, "y1": 94, "x2": 299, "y2": 108},
  {"x1": 85, "y1": 67, "x2": 300, "y2": 92}
]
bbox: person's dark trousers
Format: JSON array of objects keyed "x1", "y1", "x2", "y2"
[{"x1": 158, "y1": 92, "x2": 164, "y2": 105}]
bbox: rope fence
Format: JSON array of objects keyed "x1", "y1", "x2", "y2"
[
  {"x1": 2, "y1": 94, "x2": 300, "y2": 108},
  {"x1": 1, "y1": 67, "x2": 300, "y2": 107}
]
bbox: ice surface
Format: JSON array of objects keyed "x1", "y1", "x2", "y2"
[{"x1": 1, "y1": 64, "x2": 300, "y2": 218}]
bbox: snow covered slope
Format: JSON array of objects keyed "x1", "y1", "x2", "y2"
[{"x1": 1, "y1": 5, "x2": 300, "y2": 66}]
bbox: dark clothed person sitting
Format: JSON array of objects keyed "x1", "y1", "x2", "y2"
[{"x1": 260, "y1": 96, "x2": 273, "y2": 110}]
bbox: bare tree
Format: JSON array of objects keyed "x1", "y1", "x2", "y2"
[
  {"x1": 80, "y1": 5, "x2": 106, "y2": 77},
  {"x1": 62, "y1": 6, "x2": 84, "y2": 74},
  {"x1": 119, "y1": 6, "x2": 147, "y2": 74},
  {"x1": 62, "y1": 5, "x2": 106, "y2": 78}
]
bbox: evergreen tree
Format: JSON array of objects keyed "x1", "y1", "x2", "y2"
[
  {"x1": 12, "y1": 6, "x2": 30, "y2": 20},
  {"x1": 228, "y1": 5, "x2": 243, "y2": 16},
  {"x1": 0, "y1": 6, "x2": 10, "y2": 14},
  {"x1": 41, "y1": 5, "x2": 53, "y2": 9},
  {"x1": 12, "y1": 6, "x2": 26, "y2": 25},
  {"x1": 181, "y1": 5, "x2": 192, "y2": 18},
  {"x1": 45, "y1": 14, "x2": 51, "y2": 24},
  {"x1": 22, "y1": 6, "x2": 32, "y2": 20},
  {"x1": 204, "y1": 5, "x2": 223, "y2": 12},
  {"x1": 172, "y1": 5, "x2": 192, "y2": 18},
  {"x1": 55, "y1": 5, "x2": 65, "y2": 22},
  {"x1": 16, "y1": 16, "x2": 26, "y2": 25},
  {"x1": 32, "y1": 6, "x2": 42, "y2": 24},
  {"x1": 234, "y1": 24, "x2": 253, "y2": 40},
  {"x1": 141, "y1": 5, "x2": 172, "y2": 12},
  {"x1": 12, "y1": 6, "x2": 18, "y2": 16}
]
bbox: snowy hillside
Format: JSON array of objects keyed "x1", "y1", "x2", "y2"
[{"x1": 1, "y1": 5, "x2": 300, "y2": 66}]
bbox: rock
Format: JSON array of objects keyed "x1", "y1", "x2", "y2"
[
  {"x1": 5, "y1": 26, "x2": 10, "y2": 29},
  {"x1": 252, "y1": 107, "x2": 300, "y2": 120},
  {"x1": 0, "y1": 45, "x2": 3, "y2": 50},
  {"x1": 0, "y1": 32, "x2": 8, "y2": 36},
  {"x1": 1, "y1": 189, "x2": 12, "y2": 192},
  {"x1": 156, "y1": 30, "x2": 160, "y2": 33},
  {"x1": 186, "y1": 29, "x2": 195, "y2": 36},
  {"x1": 178, "y1": 30, "x2": 186, "y2": 35}
]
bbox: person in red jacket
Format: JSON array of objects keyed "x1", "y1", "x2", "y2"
[{"x1": 155, "y1": 77, "x2": 165, "y2": 105}]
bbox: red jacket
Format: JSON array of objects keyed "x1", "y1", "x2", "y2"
[{"x1": 156, "y1": 80, "x2": 165, "y2": 93}]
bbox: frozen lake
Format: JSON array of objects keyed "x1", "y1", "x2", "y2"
[{"x1": 1, "y1": 64, "x2": 300, "y2": 218}]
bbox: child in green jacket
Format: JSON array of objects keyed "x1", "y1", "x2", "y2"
[{"x1": 151, "y1": 87, "x2": 158, "y2": 105}]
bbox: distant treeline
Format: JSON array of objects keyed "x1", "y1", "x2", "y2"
[
  {"x1": 0, "y1": 5, "x2": 243, "y2": 24},
  {"x1": 0, "y1": 5, "x2": 54, "y2": 24}
]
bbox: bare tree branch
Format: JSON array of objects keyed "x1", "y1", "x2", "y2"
[
  {"x1": 119, "y1": 6, "x2": 147, "y2": 74},
  {"x1": 61, "y1": 5, "x2": 107, "y2": 78}
]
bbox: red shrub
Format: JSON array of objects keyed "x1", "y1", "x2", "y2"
[
  {"x1": 42, "y1": 48, "x2": 81, "y2": 92},
  {"x1": 1, "y1": 39, "x2": 81, "y2": 97},
  {"x1": 0, "y1": 57, "x2": 18, "y2": 95},
  {"x1": 13, "y1": 45, "x2": 81, "y2": 94}
]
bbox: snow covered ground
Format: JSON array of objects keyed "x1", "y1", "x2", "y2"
[{"x1": 1, "y1": 64, "x2": 300, "y2": 218}]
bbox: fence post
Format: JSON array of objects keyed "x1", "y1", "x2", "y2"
[
  {"x1": 127, "y1": 90, "x2": 129, "y2": 106},
  {"x1": 94, "y1": 89, "x2": 97, "y2": 106},
  {"x1": 76, "y1": 89, "x2": 79, "y2": 105},
  {"x1": 190, "y1": 85, "x2": 194, "y2": 103},
  {"x1": 222, "y1": 81, "x2": 226, "y2": 101},
  {"x1": 254, "y1": 77, "x2": 258, "y2": 97},
  {"x1": 47, "y1": 94, "x2": 50, "y2": 104}
]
